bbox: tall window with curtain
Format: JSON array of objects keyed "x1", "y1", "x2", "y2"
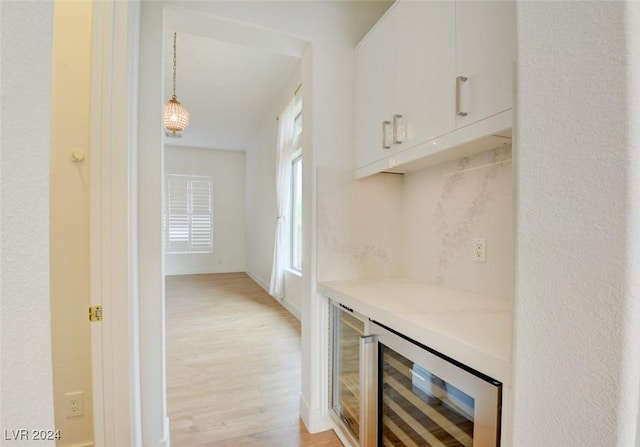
[{"x1": 269, "y1": 91, "x2": 302, "y2": 299}]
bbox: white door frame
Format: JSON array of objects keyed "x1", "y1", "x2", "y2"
[
  {"x1": 89, "y1": 2, "x2": 335, "y2": 445},
  {"x1": 89, "y1": 1, "x2": 144, "y2": 446}
]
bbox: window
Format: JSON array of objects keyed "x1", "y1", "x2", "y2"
[
  {"x1": 271, "y1": 91, "x2": 303, "y2": 297},
  {"x1": 293, "y1": 109, "x2": 303, "y2": 138},
  {"x1": 290, "y1": 96, "x2": 303, "y2": 271},
  {"x1": 291, "y1": 153, "x2": 302, "y2": 271},
  {"x1": 164, "y1": 174, "x2": 213, "y2": 253}
]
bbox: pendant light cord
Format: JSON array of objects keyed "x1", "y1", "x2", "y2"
[{"x1": 172, "y1": 32, "x2": 177, "y2": 100}]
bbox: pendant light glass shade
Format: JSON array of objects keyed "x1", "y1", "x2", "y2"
[
  {"x1": 164, "y1": 98, "x2": 190, "y2": 134},
  {"x1": 164, "y1": 32, "x2": 190, "y2": 136}
]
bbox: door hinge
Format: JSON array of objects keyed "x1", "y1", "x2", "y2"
[{"x1": 89, "y1": 306, "x2": 103, "y2": 322}]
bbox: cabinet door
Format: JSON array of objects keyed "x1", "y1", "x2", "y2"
[
  {"x1": 394, "y1": 1, "x2": 456, "y2": 151},
  {"x1": 455, "y1": 1, "x2": 516, "y2": 128},
  {"x1": 354, "y1": 5, "x2": 398, "y2": 170}
]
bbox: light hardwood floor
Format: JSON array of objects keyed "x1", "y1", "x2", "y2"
[{"x1": 166, "y1": 272, "x2": 344, "y2": 447}]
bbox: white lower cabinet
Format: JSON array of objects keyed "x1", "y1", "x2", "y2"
[{"x1": 354, "y1": 0, "x2": 515, "y2": 178}]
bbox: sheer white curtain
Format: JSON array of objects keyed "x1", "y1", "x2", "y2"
[{"x1": 269, "y1": 98, "x2": 296, "y2": 299}]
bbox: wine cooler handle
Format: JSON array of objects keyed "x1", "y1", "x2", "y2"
[{"x1": 360, "y1": 335, "x2": 378, "y2": 447}]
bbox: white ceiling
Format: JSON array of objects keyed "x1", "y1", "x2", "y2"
[
  {"x1": 164, "y1": 33, "x2": 300, "y2": 150},
  {"x1": 162, "y1": 1, "x2": 393, "y2": 151}
]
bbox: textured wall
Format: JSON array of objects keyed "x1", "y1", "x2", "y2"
[
  {"x1": 50, "y1": 2, "x2": 95, "y2": 445},
  {"x1": 0, "y1": 1, "x2": 56, "y2": 443},
  {"x1": 628, "y1": 3, "x2": 640, "y2": 445},
  {"x1": 513, "y1": 2, "x2": 640, "y2": 446}
]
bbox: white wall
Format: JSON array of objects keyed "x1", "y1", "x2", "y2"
[
  {"x1": 513, "y1": 2, "x2": 640, "y2": 446},
  {"x1": 244, "y1": 66, "x2": 300, "y2": 291},
  {"x1": 302, "y1": 41, "x2": 361, "y2": 432},
  {"x1": 0, "y1": 1, "x2": 56, "y2": 443},
  {"x1": 164, "y1": 146, "x2": 245, "y2": 276},
  {"x1": 138, "y1": 2, "x2": 169, "y2": 444},
  {"x1": 50, "y1": 1, "x2": 94, "y2": 445},
  {"x1": 243, "y1": 62, "x2": 303, "y2": 320}
]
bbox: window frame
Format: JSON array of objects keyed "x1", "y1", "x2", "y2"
[
  {"x1": 290, "y1": 151, "x2": 303, "y2": 272},
  {"x1": 290, "y1": 94, "x2": 303, "y2": 272},
  {"x1": 164, "y1": 174, "x2": 213, "y2": 254}
]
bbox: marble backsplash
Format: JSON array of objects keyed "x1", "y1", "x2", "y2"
[
  {"x1": 317, "y1": 168, "x2": 404, "y2": 281},
  {"x1": 402, "y1": 147, "x2": 514, "y2": 299},
  {"x1": 317, "y1": 147, "x2": 514, "y2": 300}
]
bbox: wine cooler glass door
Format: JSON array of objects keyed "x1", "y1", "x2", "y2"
[
  {"x1": 380, "y1": 344, "x2": 475, "y2": 446},
  {"x1": 374, "y1": 322, "x2": 501, "y2": 447},
  {"x1": 332, "y1": 305, "x2": 365, "y2": 443}
]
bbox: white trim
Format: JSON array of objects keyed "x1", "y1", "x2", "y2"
[
  {"x1": 90, "y1": 1, "x2": 142, "y2": 446},
  {"x1": 89, "y1": 6, "x2": 106, "y2": 446},
  {"x1": 246, "y1": 270, "x2": 270, "y2": 292},
  {"x1": 300, "y1": 393, "x2": 332, "y2": 434},
  {"x1": 138, "y1": 2, "x2": 170, "y2": 445},
  {"x1": 282, "y1": 299, "x2": 302, "y2": 321},
  {"x1": 241, "y1": 270, "x2": 301, "y2": 320},
  {"x1": 158, "y1": 416, "x2": 171, "y2": 447}
]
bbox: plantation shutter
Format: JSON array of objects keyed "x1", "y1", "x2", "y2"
[
  {"x1": 190, "y1": 177, "x2": 212, "y2": 252},
  {"x1": 164, "y1": 174, "x2": 213, "y2": 253}
]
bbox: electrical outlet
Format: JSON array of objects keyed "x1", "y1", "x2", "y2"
[
  {"x1": 473, "y1": 238, "x2": 486, "y2": 263},
  {"x1": 65, "y1": 391, "x2": 84, "y2": 418}
]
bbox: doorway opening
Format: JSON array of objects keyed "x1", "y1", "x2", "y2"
[{"x1": 158, "y1": 13, "x2": 333, "y2": 446}]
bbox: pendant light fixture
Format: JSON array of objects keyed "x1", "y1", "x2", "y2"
[{"x1": 164, "y1": 32, "x2": 190, "y2": 137}]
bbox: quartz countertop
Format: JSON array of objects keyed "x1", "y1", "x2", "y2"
[{"x1": 318, "y1": 278, "x2": 513, "y2": 384}]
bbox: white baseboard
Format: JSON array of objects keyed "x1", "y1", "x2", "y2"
[
  {"x1": 300, "y1": 393, "x2": 332, "y2": 434},
  {"x1": 282, "y1": 299, "x2": 301, "y2": 320},
  {"x1": 158, "y1": 416, "x2": 171, "y2": 447},
  {"x1": 246, "y1": 270, "x2": 300, "y2": 320},
  {"x1": 245, "y1": 270, "x2": 269, "y2": 292}
]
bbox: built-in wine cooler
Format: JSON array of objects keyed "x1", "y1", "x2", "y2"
[
  {"x1": 330, "y1": 301, "x2": 502, "y2": 447},
  {"x1": 330, "y1": 303, "x2": 377, "y2": 447},
  {"x1": 373, "y1": 321, "x2": 502, "y2": 447}
]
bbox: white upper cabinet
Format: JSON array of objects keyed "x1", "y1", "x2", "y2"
[
  {"x1": 394, "y1": 1, "x2": 456, "y2": 152},
  {"x1": 354, "y1": 4, "x2": 399, "y2": 170},
  {"x1": 354, "y1": 0, "x2": 515, "y2": 178},
  {"x1": 455, "y1": 1, "x2": 516, "y2": 128},
  {"x1": 355, "y1": 1, "x2": 455, "y2": 172}
]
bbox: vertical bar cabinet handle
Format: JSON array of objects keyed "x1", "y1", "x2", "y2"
[
  {"x1": 392, "y1": 114, "x2": 403, "y2": 144},
  {"x1": 382, "y1": 121, "x2": 391, "y2": 149},
  {"x1": 456, "y1": 76, "x2": 469, "y2": 117},
  {"x1": 360, "y1": 335, "x2": 378, "y2": 447}
]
